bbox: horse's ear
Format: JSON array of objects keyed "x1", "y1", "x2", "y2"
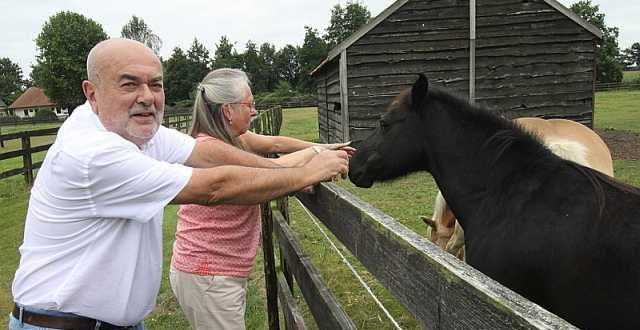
[{"x1": 411, "y1": 74, "x2": 429, "y2": 111}]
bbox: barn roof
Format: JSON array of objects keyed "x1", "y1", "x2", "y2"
[
  {"x1": 9, "y1": 87, "x2": 55, "y2": 109},
  {"x1": 311, "y1": 0, "x2": 603, "y2": 75}
]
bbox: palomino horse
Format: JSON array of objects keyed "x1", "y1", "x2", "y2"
[
  {"x1": 349, "y1": 74, "x2": 640, "y2": 330},
  {"x1": 423, "y1": 117, "x2": 614, "y2": 260}
]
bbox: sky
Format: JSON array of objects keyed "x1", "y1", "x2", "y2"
[{"x1": 0, "y1": 0, "x2": 637, "y2": 77}]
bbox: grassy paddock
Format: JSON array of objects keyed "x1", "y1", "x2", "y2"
[
  {"x1": 594, "y1": 89, "x2": 640, "y2": 132},
  {"x1": 623, "y1": 70, "x2": 640, "y2": 83}
]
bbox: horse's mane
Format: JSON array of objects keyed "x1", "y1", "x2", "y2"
[
  {"x1": 426, "y1": 87, "x2": 554, "y2": 169},
  {"x1": 425, "y1": 86, "x2": 640, "y2": 217}
]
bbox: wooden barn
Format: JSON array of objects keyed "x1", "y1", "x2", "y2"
[{"x1": 311, "y1": 0, "x2": 603, "y2": 143}]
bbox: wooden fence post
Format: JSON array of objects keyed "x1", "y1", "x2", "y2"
[
  {"x1": 261, "y1": 202, "x2": 280, "y2": 330},
  {"x1": 277, "y1": 197, "x2": 294, "y2": 291},
  {"x1": 21, "y1": 134, "x2": 33, "y2": 185}
]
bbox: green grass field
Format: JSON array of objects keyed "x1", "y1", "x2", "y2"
[
  {"x1": 594, "y1": 89, "x2": 640, "y2": 132},
  {"x1": 0, "y1": 91, "x2": 639, "y2": 329},
  {"x1": 623, "y1": 70, "x2": 640, "y2": 83}
]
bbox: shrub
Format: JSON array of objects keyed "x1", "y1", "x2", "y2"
[{"x1": 34, "y1": 109, "x2": 59, "y2": 121}]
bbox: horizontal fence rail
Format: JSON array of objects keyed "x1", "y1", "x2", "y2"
[
  {"x1": 0, "y1": 117, "x2": 64, "y2": 127},
  {"x1": 595, "y1": 81, "x2": 640, "y2": 91},
  {"x1": 0, "y1": 127, "x2": 59, "y2": 185},
  {"x1": 262, "y1": 183, "x2": 578, "y2": 329}
]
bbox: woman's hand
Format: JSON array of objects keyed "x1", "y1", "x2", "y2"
[{"x1": 319, "y1": 142, "x2": 356, "y2": 157}]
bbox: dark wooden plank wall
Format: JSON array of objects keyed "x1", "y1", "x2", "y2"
[
  {"x1": 317, "y1": 64, "x2": 345, "y2": 143},
  {"x1": 475, "y1": 0, "x2": 596, "y2": 125},
  {"x1": 346, "y1": 0, "x2": 471, "y2": 141}
]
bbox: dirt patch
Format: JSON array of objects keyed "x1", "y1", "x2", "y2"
[{"x1": 595, "y1": 128, "x2": 640, "y2": 160}]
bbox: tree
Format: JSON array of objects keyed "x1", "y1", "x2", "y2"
[
  {"x1": 33, "y1": 11, "x2": 108, "y2": 112},
  {"x1": 570, "y1": 1, "x2": 623, "y2": 83},
  {"x1": 164, "y1": 47, "x2": 192, "y2": 104},
  {"x1": 120, "y1": 15, "x2": 162, "y2": 55},
  {"x1": 621, "y1": 42, "x2": 640, "y2": 69},
  {"x1": 212, "y1": 36, "x2": 242, "y2": 69},
  {"x1": 274, "y1": 44, "x2": 301, "y2": 89},
  {"x1": 298, "y1": 26, "x2": 328, "y2": 92},
  {"x1": 258, "y1": 42, "x2": 278, "y2": 92},
  {"x1": 242, "y1": 41, "x2": 262, "y2": 92},
  {"x1": 186, "y1": 38, "x2": 211, "y2": 84},
  {"x1": 0, "y1": 57, "x2": 24, "y2": 104},
  {"x1": 324, "y1": 1, "x2": 371, "y2": 49}
]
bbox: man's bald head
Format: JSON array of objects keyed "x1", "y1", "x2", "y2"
[
  {"x1": 82, "y1": 37, "x2": 165, "y2": 147},
  {"x1": 86, "y1": 38, "x2": 161, "y2": 84}
]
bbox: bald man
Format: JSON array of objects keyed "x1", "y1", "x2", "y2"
[{"x1": 9, "y1": 38, "x2": 348, "y2": 330}]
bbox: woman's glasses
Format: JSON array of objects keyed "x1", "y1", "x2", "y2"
[{"x1": 232, "y1": 101, "x2": 257, "y2": 111}]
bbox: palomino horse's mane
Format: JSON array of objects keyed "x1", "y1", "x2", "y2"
[{"x1": 421, "y1": 86, "x2": 640, "y2": 217}]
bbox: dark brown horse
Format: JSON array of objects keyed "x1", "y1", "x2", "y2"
[
  {"x1": 349, "y1": 74, "x2": 640, "y2": 330},
  {"x1": 425, "y1": 117, "x2": 615, "y2": 260}
]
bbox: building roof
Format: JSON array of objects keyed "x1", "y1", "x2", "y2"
[
  {"x1": 9, "y1": 87, "x2": 55, "y2": 109},
  {"x1": 0, "y1": 98, "x2": 6, "y2": 108},
  {"x1": 311, "y1": 0, "x2": 603, "y2": 75}
]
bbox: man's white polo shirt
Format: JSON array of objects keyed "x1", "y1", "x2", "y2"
[{"x1": 12, "y1": 102, "x2": 195, "y2": 326}]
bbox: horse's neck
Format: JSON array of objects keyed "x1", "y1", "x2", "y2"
[{"x1": 422, "y1": 103, "x2": 541, "y2": 231}]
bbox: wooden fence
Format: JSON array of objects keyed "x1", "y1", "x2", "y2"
[
  {"x1": 163, "y1": 110, "x2": 192, "y2": 133},
  {"x1": 0, "y1": 127, "x2": 58, "y2": 185},
  {"x1": 261, "y1": 186, "x2": 578, "y2": 330},
  {"x1": 595, "y1": 81, "x2": 640, "y2": 91},
  {"x1": 250, "y1": 103, "x2": 576, "y2": 329}
]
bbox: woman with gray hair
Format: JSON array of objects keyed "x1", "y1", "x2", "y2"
[{"x1": 170, "y1": 68, "x2": 353, "y2": 330}]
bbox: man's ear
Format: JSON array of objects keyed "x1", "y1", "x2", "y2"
[
  {"x1": 82, "y1": 80, "x2": 96, "y2": 103},
  {"x1": 82, "y1": 80, "x2": 98, "y2": 112}
]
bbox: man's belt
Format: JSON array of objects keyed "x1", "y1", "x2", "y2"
[{"x1": 13, "y1": 304, "x2": 134, "y2": 330}]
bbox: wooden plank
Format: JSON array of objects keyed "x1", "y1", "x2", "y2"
[
  {"x1": 0, "y1": 127, "x2": 58, "y2": 142},
  {"x1": 32, "y1": 161, "x2": 44, "y2": 170},
  {"x1": 477, "y1": 20, "x2": 594, "y2": 37},
  {"x1": 402, "y1": 0, "x2": 470, "y2": 11},
  {"x1": 295, "y1": 183, "x2": 577, "y2": 330},
  {"x1": 21, "y1": 136, "x2": 33, "y2": 185},
  {"x1": 31, "y1": 144, "x2": 53, "y2": 153},
  {"x1": 261, "y1": 203, "x2": 280, "y2": 330},
  {"x1": 278, "y1": 274, "x2": 307, "y2": 330},
  {"x1": 0, "y1": 168, "x2": 24, "y2": 180},
  {"x1": 347, "y1": 49, "x2": 469, "y2": 67},
  {"x1": 349, "y1": 39, "x2": 469, "y2": 56},
  {"x1": 273, "y1": 210, "x2": 356, "y2": 330},
  {"x1": 0, "y1": 149, "x2": 25, "y2": 161},
  {"x1": 23, "y1": 127, "x2": 59, "y2": 137},
  {"x1": 348, "y1": 61, "x2": 469, "y2": 79},
  {"x1": 370, "y1": 18, "x2": 469, "y2": 35},
  {"x1": 357, "y1": 29, "x2": 469, "y2": 45},
  {"x1": 339, "y1": 50, "x2": 350, "y2": 142}
]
